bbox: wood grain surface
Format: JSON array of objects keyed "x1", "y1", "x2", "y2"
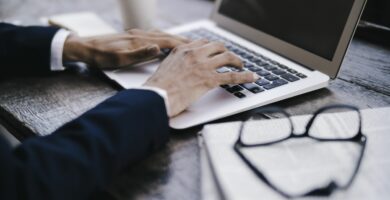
[{"x1": 0, "y1": 0, "x2": 389, "y2": 199}]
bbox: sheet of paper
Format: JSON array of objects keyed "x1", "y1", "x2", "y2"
[
  {"x1": 48, "y1": 12, "x2": 117, "y2": 37},
  {"x1": 200, "y1": 136, "x2": 223, "y2": 200},
  {"x1": 200, "y1": 107, "x2": 390, "y2": 200}
]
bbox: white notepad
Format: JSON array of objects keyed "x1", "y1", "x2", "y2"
[
  {"x1": 48, "y1": 12, "x2": 117, "y2": 37},
  {"x1": 200, "y1": 107, "x2": 390, "y2": 200}
]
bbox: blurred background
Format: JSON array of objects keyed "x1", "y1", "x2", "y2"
[
  {"x1": 0, "y1": 0, "x2": 388, "y2": 45},
  {"x1": 0, "y1": 0, "x2": 388, "y2": 27},
  {"x1": 361, "y1": 0, "x2": 390, "y2": 28}
]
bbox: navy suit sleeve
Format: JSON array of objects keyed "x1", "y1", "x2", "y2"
[
  {"x1": 0, "y1": 23, "x2": 59, "y2": 77},
  {"x1": 0, "y1": 89, "x2": 170, "y2": 200}
]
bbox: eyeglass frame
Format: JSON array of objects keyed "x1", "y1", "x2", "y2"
[{"x1": 233, "y1": 104, "x2": 367, "y2": 198}]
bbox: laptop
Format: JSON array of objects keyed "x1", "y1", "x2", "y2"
[{"x1": 103, "y1": 0, "x2": 367, "y2": 129}]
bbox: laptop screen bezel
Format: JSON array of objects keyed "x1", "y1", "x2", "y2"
[{"x1": 211, "y1": 0, "x2": 367, "y2": 79}]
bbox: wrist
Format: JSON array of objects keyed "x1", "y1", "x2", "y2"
[
  {"x1": 63, "y1": 34, "x2": 91, "y2": 64},
  {"x1": 144, "y1": 80, "x2": 183, "y2": 117}
]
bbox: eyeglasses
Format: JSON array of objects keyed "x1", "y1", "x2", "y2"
[{"x1": 234, "y1": 105, "x2": 367, "y2": 198}]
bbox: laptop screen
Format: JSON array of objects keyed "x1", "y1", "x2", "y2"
[{"x1": 219, "y1": 0, "x2": 355, "y2": 60}]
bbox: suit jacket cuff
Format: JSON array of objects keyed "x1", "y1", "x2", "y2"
[{"x1": 129, "y1": 86, "x2": 170, "y2": 117}]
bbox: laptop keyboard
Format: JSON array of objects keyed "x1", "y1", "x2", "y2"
[{"x1": 179, "y1": 28, "x2": 307, "y2": 99}]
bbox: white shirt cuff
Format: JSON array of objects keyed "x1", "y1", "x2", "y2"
[
  {"x1": 130, "y1": 86, "x2": 171, "y2": 117},
  {"x1": 50, "y1": 29, "x2": 71, "y2": 71}
]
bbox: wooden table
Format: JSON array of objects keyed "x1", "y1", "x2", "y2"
[{"x1": 1, "y1": 0, "x2": 389, "y2": 199}]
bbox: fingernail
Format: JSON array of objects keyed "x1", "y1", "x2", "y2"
[{"x1": 253, "y1": 73, "x2": 260, "y2": 81}]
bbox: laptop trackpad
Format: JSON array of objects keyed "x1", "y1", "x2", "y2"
[{"x1": 103, "y1": 61, "x2": 160, "y2": 89}]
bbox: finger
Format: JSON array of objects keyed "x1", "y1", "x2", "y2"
[
  {"x1": 148, "y1": 30, "x2": 191, "y2": 43},
  {"x1": 145, "y1": 36, "x2": 189, "y2": 49},
  {"x1": 169, "y1": 34, "x2": 191, "y2": 43},
  {"x1": 179, "y1": 39, "x2": 209, "y2": 50},
  {"x1": 207, "y1": 51, "x2": 243, "y2": 69},
  {"x1": 118, "y1": 44, "x2": 161, "y2": 64},
  {"x1": 218, "y1": 71, "x2": 259, "y2": 85},
  {"x1": 128, "y1": 29, "x2": 190, "y2": 43},
  {"x1": 194, "y1": 41, "x2": 227, "y2": 57}
]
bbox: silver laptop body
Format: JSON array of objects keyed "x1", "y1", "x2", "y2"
[{"x1": 104, "y1": 0, "x2": 367, "y2": 129}]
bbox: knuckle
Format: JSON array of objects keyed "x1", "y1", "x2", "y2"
[
  {"x1": 172, "y1": 45, "x2": 186, "y2": 54},
  {"x1": 227, "y1": 51, "x2": 237, "y2": 58},
  {"x1": 172, "y1": 46, "x2": 180, "y2": 54},
  {"x1": 198, "y1": 39, "x2": 209, "y2": 44},
  {"x1": 189, "y1": 57, "x2": 199, "y2": 65},
  {"x1": 229, "y1": 52, "x2": 240, "y2": 63},
  {"x1": 213, "y1": 42, "x2": 226, "y2": 50},
  {"x1": 163, "y1": 37, "x2": 176, "y2": 45},
  {"x1": 223, "y1": 52, "x2": 235, "y2": 62},
  {"x1": 183, "y1": 49, "x2": 195, "y2": 56}
]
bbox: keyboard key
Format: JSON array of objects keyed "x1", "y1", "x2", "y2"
[
  {"x1": 234, "y1": 92, "x2": 246, "y2": 98},
  {"x1": 250, "y1": 87, "x2": 264, "y2": 94},
  {"x1": 243, "y1": 54, "x2": 254, "y2": 60},
  {"x1": 248, "y1": 67, "x2": 263, "y2": 72},
  {"x1": 255, "y1": 79, "x2": 270, "y2": 86},
  {"x1": 244, "y1": 63, "x2": 254, "y2": 68},
  {"x1": 274, "y1": 79, "x2": 288, "y2": 85},
  {"x1": 257, "y1": 71, "x2": 271, "y2": 77},
  {"x1": 287, "y1": 68, "x2": 298, "y2": 74},
  {"x1": 263, "y1": 80, "x2": 288, "y2": 90},
  {"x1": 228, "y1": 67, "x2": 244, "y2": 72},
  {"x1": 230, "y1": 46, "x2": 238, "y2": 52},
  {"x1": 272, "y1": 69, "x2": 287, "y2": 75},
  {"x1": 256, "y1": 60, "x2": 268, "y2": 66},
  {"x1": 183, "y1": 29, "x2": 304, "y2": 90},
  {"x1": 161, "y1": 48, "x2": 172, "y2": 55},
  {"x1": 264, "y1": 65, "x2": 277, "y2": 71},
  {"x1": 296, "y1": 73, "x2": 307, "y2": 78},
  {"x1": 265, "y1": 75, "x2": 279, "y2": 81},
  {"x1": 226, "y1": 85, "x2": 243, "y2": 93},
  {"x1": 281, "y1": 74, "x2": 300, "y2": 82},
  {"x1": 225, "y1": 44, "x2": 233, "y2": 49},
  {"x1": 233, "y1": 48, "x2": 244, "y2": 54},
  {"x1": 240, "y1": 83, "x2": 264, "y2": 94},
  {"x1": 227, "y1": 45, "x2": 236, "y2": 51},
  {"x1": 216, "y1": 67, "x2": 230, "y2": 73},
  {"x1": 278, "y1": 64, "x2": 288, "y2": 69}
]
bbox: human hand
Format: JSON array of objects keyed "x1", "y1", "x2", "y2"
[
  {"x1": 62, "y1": 29, "x2": 189, "y2": 69},
  {"x1": 144, "y1": 40, "x2": 259, "y2": 117}
]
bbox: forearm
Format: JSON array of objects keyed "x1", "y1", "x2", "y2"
[
  {"x1": 0, "y1": 23, "x2": 59, "y2": 76},
  {"x1": 0, "y1": 89, "x2": 169, "y2": 200}
]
